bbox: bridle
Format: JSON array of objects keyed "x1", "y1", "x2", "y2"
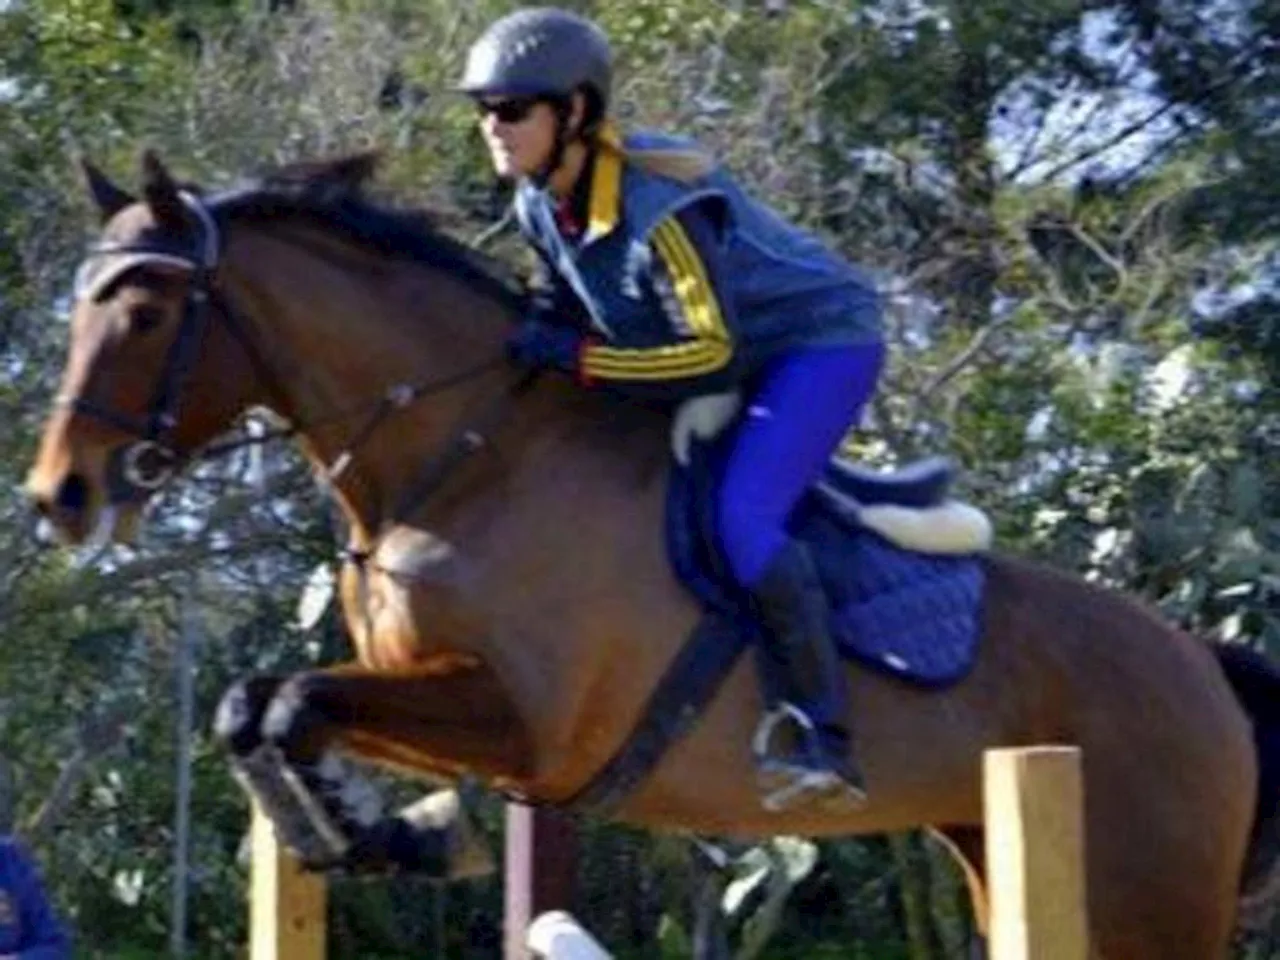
[
  {"x1": 60, "y1": 192, "x2": 233, "y2": 499},
  {"x1": 57, "y1": 191, "x2": 531, "y2": 519}
]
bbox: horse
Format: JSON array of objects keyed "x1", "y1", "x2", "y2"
[{"x1": 24, "y1": 150, "x2": 1280, "y2": 958}]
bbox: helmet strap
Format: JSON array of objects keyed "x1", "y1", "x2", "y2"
[{"x1": 531, "y1": 95, "x2": 578, "y2": 189}]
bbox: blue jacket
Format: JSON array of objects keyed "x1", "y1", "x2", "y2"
[
  {"x1": 0, "y1": 840, "x2": 70, "y2": 959},
  {"x1": 514, "y1": 127, "x2": 881, "y2": 395}
]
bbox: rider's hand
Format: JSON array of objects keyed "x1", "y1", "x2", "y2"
[{"x1": 505, "y1": 321, "x2": 587, "y2": 375}]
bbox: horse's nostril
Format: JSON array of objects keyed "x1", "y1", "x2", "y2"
[{"x1": 56, "y1": 474, "x2": 89, "y2": 513}]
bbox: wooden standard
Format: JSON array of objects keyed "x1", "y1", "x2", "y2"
[
  {"x1": 984, "y1": 746, "x2": 1088, "y2": 960},
  {"x1": 249, "y1": 804, "x2": 327, "y2": 960}
]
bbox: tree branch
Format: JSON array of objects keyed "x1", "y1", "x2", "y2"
[
  {"x1": 1032, "y1": 39, "x2": 1268, "y2": 185},
  {"x1": 916, "y1": 315, "x2": 1008, "y2": 408},
  {"x1": 21, "y1": 703, "x2": 133, "y2": 842}
]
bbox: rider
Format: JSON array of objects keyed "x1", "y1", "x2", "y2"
[{"x1": 459, "y1": 7, "x2": 885, "y2": 810}]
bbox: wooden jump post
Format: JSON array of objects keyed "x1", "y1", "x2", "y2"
[
  {"x1": 249, "y1": 804, "x2": 326, "y2": 960},
  {"x1": 984, "y1": 746, "x2": 1088, "y2": 960}
]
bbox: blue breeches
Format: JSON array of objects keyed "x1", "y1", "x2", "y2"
[{"x1": 717, "y1": 343, "x2": 885, "y2": 587}]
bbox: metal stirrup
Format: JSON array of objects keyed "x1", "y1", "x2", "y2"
[{"x1": 751, "y1": 701, "x2": 818, "y2": 767}]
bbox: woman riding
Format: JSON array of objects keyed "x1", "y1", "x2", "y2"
[{"x1": 459, "y1": 6, "x2": 885, "y2": 811}]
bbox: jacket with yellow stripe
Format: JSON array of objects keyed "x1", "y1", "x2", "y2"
[{"x1": 513, "y1": 129, "x2": 881, "y2": 399}]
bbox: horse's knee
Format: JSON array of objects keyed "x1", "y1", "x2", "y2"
[
  {"x1": 213, "y1": 675, "x2": 284, "y2": 756},
  {"x1": 260, "y1": 672, "x2": 335, "y2": 760}
]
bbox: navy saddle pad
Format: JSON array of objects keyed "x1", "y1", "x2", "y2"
[{"x1": 667, "y1": 447, "x2": 986, "y2": 687}]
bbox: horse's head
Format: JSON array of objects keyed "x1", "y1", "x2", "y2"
[{"x1": 26, "y1": 152, "x2": 264, "y2": 545}]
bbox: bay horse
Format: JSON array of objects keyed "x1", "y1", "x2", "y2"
[{"x1": 24, "y1": 151, "x2": 1280, "y2": 958}]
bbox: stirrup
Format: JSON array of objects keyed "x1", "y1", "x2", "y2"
[
  {"x1": 751, "y1": 703, "x2": 867, "y2": 813},
  {"x1": 752, "y1": 702, "x2": 816, "y2": 767}
]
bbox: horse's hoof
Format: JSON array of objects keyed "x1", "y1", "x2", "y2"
[
  {"x1": 232, "y1": 746, "x2": 353, "y2": 866},
  {"x1": 401, "y1": 789, "x2": 497, "y2": 880},
  {"x1": 213, "y1": 676, "x2": 284, "y2": 756},
  {"x1": 342, "y1": 816, "x2": 448, "y2": 876}
]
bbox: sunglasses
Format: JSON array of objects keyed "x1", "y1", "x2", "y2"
[{"x1": 475, "y1": 98, "x2": 541, "y2": 124}]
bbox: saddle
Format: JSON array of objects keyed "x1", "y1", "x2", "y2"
[{"x1": 564, "y1": 445, "x2": 991, "y2": 814}]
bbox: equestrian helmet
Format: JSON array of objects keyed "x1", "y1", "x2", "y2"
[{"x1": 457, "y1": 7, "x2": 612, "y2": 111}]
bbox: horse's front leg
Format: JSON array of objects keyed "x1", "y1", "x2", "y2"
[
  {"x1": 264, "y1": 653, "x2": 534, "y2": 786},
  {"x1": 214, "y1": 654, "x2": 523, "y2": 875}
]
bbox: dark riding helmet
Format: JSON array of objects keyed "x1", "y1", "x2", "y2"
[{"x1": 458, "y1": 7, "x2": 612, "y2": 124}]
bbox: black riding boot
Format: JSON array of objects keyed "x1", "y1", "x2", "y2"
[{"x1": 750, "y1": 540, "x2": 866, "y2": 811}]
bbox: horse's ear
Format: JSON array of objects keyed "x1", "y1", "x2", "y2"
[
  {"x1": 139, "y1": 149, "x2": 186, "y2": 230},
  {"x1": 80, "y1": 160, "x2": 136, "y2": 224}
]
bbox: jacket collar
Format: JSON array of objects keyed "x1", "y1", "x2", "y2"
[
  {"x1": 519, "y1": 123, "x2": 624, "y2": 244},
  {"x1": 584, "y1": 122, "x2": 624, "y2": 243}
]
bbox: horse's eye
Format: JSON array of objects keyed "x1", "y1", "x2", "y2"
[{"x1": 131, "y1": 305, "x2": 165, "y2": 334}]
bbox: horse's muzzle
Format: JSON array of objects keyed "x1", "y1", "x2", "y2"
[{"x1": 28, "y1": 471, "x2": 93, "y2": 543}]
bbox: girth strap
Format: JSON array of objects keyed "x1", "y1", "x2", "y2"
[{"x1": 560, "y1": 613, "x2": 749, "y2": 816}]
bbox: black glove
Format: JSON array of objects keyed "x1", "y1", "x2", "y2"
[{"x1": 505, "y1": 321, "x2": 589, "y2": 375}]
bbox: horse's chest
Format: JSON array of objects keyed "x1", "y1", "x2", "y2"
[
  {"x1": 340, "y1": 528, "x2": 486, "y2": 670},
  {"x1": 340, "y1": 572, "x2": 420, "y2": 669}
]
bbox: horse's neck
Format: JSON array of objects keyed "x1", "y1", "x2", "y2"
[
  {"x1": 225, "y1": 224, "x2": 517, "y2": 542},
  {"x1": 228, "y1": 224, "x2": 698, "y2": 794}
]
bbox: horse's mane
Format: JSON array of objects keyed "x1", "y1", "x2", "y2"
[
  {"x1": 194, "y1": 151, "x2": 667, "y2": 449},
  {"x1": 204, "y1": 152, "x2": 524, "y2": 311}
]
